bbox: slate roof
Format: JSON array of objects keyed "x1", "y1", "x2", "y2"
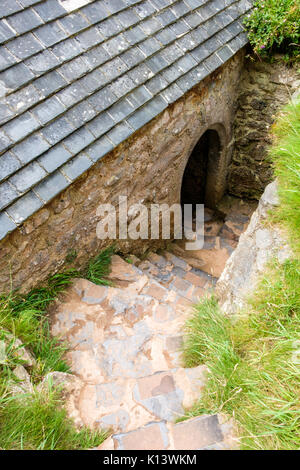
[{"x1": 0, "y1": 0, "x2": 252, "y2": 240}]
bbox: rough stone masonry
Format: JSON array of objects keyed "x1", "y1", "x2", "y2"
[{"x1": 0, "y1": 51, "x2": 244, "y2": 293}]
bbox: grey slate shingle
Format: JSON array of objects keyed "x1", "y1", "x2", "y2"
[
  {"x1": 61, "y1": 153, "x2": 93, "y2": 181},
  {"x1": 81, "y1": 2, "x2": 110, "y2": 24},
  {"x1": 52, "y1": 38, "x2": 83, "y2": 62},
  {"x1": 76, "y1": 26, "x2": 103, "y2": 50},
  {"x1": 65, "y1": 101, "x2": 97, "y2": 128},
  {"x1": 87, "y1": 112, "x2": 115, "y2": 138},
  {"x1": 123, "y1": 26, "x2": 147, "y2": 45},
  {"x1": 108, "y1": 74, "x2": 136, "y2": 98},
  {"x1": 161, "y1": 62, "x2": 185, "y2": 83},
  {"x1": 6, "y1": 8, "x2": 44, "y2": 35},
  {"x1": 88, "y1": 87, "x2": 118, "y2": 113},
  {"x1": 0, "y1": 47, "x2": 18, "y2": 72},
  {"x1": 6, "y1": 191, "x2": 43, "y2": 224},
  {"x1": 9, "y1": 161, "x2": 47, "y2": 193},
  {"x1": 103, "y1": 0, "x2": 127, "y2": 15},
  {"x1": 0, "y1": 103, "x2": 13, "y2": 124},
  {"x1": 35, "y1": 70, "x2": 67, "y2": 95},
  {"x1": 57, "y1": 82, "x2": 88, "y2": 107},
  {"x1": 12, "y1": 134, "x2": 50, "y2": 164},
  {"x1": 5, "y1": 84, "x2": 44, "y2": 115},
  {"x1": 41, "y1": 116, "x2": 75, "y2": 145},
  {"x1": 0, "y1": 212, "x2": 17, "y2": 240},
  {"x1": 0, "y1": 0, "x2": 251, "y2": 234},
  {"x1": 84, "y1": 45, "x2": 111, "y2": 69},
  {"x1": 34, "y1": 21, "x2": 68, "y2": 48},
  {"x1": 0, "y1": 0, "x2": 23, "y2": 18},
  {"x1": 32, "y1": 96, "x2": 65, "y2": 125},
  {"x1": 107, "y1": 98, "x2": 135, "y2": 123},
  {"x1": 97, "y1": 16, "x2": 123, "y2": 40},
  {"x1": 38, "y1": 144, "x2": 72, "y2": 173},
  {"x1": 0, "y1": 63, "x2": 35, "y2": 91},
  {"x1": 0, "y1": 151, "x2": 21, "y2": 180},
  {"x1": 35, "y1": 171, "x2": 69, "y2": 202},
  {"x1": 58, "y1": 12, "x2": 90, "y2": 36},
  {"x1": 134, "y1": 2, "x2": 157, "y2": 19},
  {"x1": 146, "y1": 54, "x2": 169, "y2": 74},
  {"x1": 33, "y1": 0, "x2": 67, "y2": 22},
  {"x1": 86, "y1": 136, "x2": 114, "y2": 162},
  {"x1": 0, "y1": 129, "x2": 12, "y2": 153},
  {"x1": 63, "y1": 127, "x2": 95, "y2": 155},
  {"x1": 160, "y1": 82, "x2": 183, "y2": 104},
  {"x1": 3, "y1": 112, "x2": 40, "y2": 142},
  {"x1": 127, "y1": 85, "x2": 153, "y2": 107},
  {"x1": 6, "y1": 33, "x2": 44, "y2": 60},
  {"x1": 146, "y1": 74, "x2": 168, "y2": 94},
  {"x1": 25, "y1": 50, "x2": 60, "y2": 76},
  {"x1": 106, "y1": 121, "x2": 134, "y2": 146},
  {"x1": 101, "y1": 55, "x2": 128, "y2": 81},
  {"x1": 58, "y1": 57, "x2": 90, "y2": 82},
  {"x1": 0, "y1": 181, "x2": 19, "y2": 210},
  {"x1": 126, "y1": 105, "x2": 152, "y2": 131},
  {"x1": 0, "y1": 21, "x2": 16, "y2": 43},
  {"x1": 121, "y1": 48, "x2": 146, "y2": 69},
  {"x1": 157, "y1": 9, "x2": 177, "y2": 27},
  {"x1": 138, "y1": 37, "x2": 161, "y2": 56},
  {"x1": 127, "y1": 63, "x2": 154, "y2": 86}
]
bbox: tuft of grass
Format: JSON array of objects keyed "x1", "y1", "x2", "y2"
[
  {"x1": 244, "y1": 0, "x2": 300, "y2": 62},
  {"x1": 183, "y1": 98, "x2": 300, "y2": 450},
  {"x1": 0, "y1": 385, "x2": 108, "y2": 450},
  {"x1": 84, "y1": 245, "x2": 115, "y2": 286},
  {"x1": 271, "y1": 99, "x2": 300, "y2": 254},
  {"x1": 0, "y1": 246, "x2": 114, "y2": 449},
  {"x1": 183, "y1": 261, "x2": 300, "y2": 450}
]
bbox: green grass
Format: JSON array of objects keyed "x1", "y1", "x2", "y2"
[
  {"x1": 85, "y1": 245, "x2": 115, "y2": 285},
  {"x1": 244, "y1": 0, "x2": 300, "y2": 62},
  {"x1": 183, "y1": 99, "x2": 300, "y2": 449},
  {"x1": 271, "y1": 99, "x2": 300, "y2": 254},
  {"x1": 0, "y1": 246, "x2": 114, "y2": 450},
  {"x1": 184, "y1": 261, "x2": 300, "y2": 450},
  {"x1": 0, "y1": 386, "x2": 107, "y2": 450}
]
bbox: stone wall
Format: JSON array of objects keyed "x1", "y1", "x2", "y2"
[
  {"x1": 228, "y1": 58, "x2": 299, "y2": 199},
  {"x1": 216, "y1": 181, "x2": 291, "y2": 314},
  {"x1": 0, "y1": 51, "x2": 245, "y2": 293}
]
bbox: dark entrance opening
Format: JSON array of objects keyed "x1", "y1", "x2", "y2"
[{"x1": 181, "y1": 129, "x2": 221, "y2": 210}]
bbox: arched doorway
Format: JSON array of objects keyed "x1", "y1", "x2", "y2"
[{"x1": 180, "y1": 129, "x2": 222, "y2": 210}]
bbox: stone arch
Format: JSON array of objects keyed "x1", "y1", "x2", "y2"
[{"x1": 180, "y1": 123, "x2": 228, "y2": 209}]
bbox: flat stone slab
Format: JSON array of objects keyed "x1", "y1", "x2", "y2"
[{"x1": 99, "y1": 414, "x2": 235, "y2": 450}]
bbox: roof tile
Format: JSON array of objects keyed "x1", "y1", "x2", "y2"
[
  {"x1": 38, "y1": 144, "x2": 72, "y2": 172},
  {"x1": 33, "y1": 0, "x2": 67, "y2": 22},
  {"x1": 6, "y1": 8, "x2": 44, "y2": 35},
  {"x1": 0, "y1": 212, "x2": 17, "y2": 240},
  {"x1": 61, "y1": 152, "x2": 93, "y2": 180},
  {"x1": 9, "y1": 161, "x2": 47, "y2": 193},
  {"x1": 34, "y1": 170, "x2": 69, "y2": 202},
  {"x1": 3, "y1": 112, "x2": 40, "y2": 142},
  {"x1": 0, "y1": 181, "x2": 19, "y2": 210},
  {"x1": 12, "y1": 133, "x2": 50, "y2": 164},
  {"x1": 0, "y1": 151, "x2": 21, "y2": 180},
  {"x1": 6, "y1": 33, "x2": 44, "y2": 60},
  {"x1": 6, "y1": 190, "x2": 43, "y2": 224}
]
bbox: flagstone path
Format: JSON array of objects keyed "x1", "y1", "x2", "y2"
[{"x1": 50, "y1": 198, "x2": 254, "y2": 450}]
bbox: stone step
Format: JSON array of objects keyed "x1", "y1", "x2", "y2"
[
  {"x1": 68, "y1": 366, "x2": 208, "y2": 434},
  {"x1": 137, "y1": 254, "x2": 212, "y2": 303},
  {"x1": 98, "y1": 414, "x2": 236, "y2": 450},
  {"x1": 171, "y1": 236, "x2": 236, "y2": 278}
]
